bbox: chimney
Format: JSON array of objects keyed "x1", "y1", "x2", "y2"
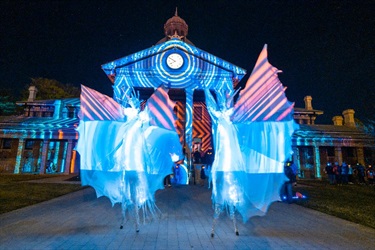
[
  {"x1": 342, "y1": 109, "x2": 355, "y2": 127},
  {"x1": 28, "y1": 86, "x2": 38, "y2": 102},
  {"x1": 304, "y1": 96, "x2": 313, "y2": 110},
  {"x1": 332, "y1": 116, "x2": 343, "y2": 126},
  {"x1": 53, "y1": 100, "x2": 62, "y2": 119}
]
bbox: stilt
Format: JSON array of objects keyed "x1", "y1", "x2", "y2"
[
  {"x1": 211, "y1": 203, "x2": 223, "y2": 238},
  {"x1": 120, "y1": 203, "x2": 126, "y2": 229},
  {"x1": 134, "y1": 205, "x2": 140, "y2": 233},
  {"x1": 229, "y1": 205, "x2": 239, "y2": 236}
]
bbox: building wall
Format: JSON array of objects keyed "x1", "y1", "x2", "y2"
[{"x1": 0, "y1": 138, "x2": 18, "y2": 173}]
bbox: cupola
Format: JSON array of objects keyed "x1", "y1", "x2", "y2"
[{"x1": 156, "y1": 8, "x2": 194, "y2": 45}]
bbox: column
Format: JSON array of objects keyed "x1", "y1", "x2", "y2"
[
  {"x1": 313, "y1": 146, "x2": 321, "y2": 179},
  {"x1": 64, "y1": 140, "x2": 73, "y2": 174},
  {"x1": 185, "y1": 89, "x2": 193, "y2": 155},
  {"x1": 334, "y1": 146, "x2": 343, "y2": 165},
  {"x1": 14, "y1": 139, "x2": 25, "y2": 174},
  {"x1": 356, "y1": 147, "x2": 365, "y2": 165},
  {"x1": 185, "y1": 88, "x2": 194, "y2": 184},
  {"x1": 39, "y1": 140, "x2": 49, "y2": 174},
  {"x1": 292, "y1": 146, "x2": 301, "y2": 178}
]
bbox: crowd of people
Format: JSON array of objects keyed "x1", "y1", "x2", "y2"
[{"x1": 325, "y1": 162, "x2": 374, "y2": 185}]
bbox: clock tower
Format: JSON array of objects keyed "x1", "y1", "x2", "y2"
[{"x1": 101, "y1": 10, "x2": 246, "y2": 156}]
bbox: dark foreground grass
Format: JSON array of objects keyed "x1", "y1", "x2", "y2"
[
  {"x1": 0, "y1": 174, "x2": 85, "y2": 214},
  {"x1": 294, "y1": 180, "x2": 375, "y2": 229}
]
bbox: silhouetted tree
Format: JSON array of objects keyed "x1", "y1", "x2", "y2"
[
  {"x1": 0, "y1": 88, "x2": 17, "y2": 115},
  {"x1": 21, "y1": 78, "x2": 80, "y2": 100}
]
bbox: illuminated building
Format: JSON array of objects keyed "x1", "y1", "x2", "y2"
[
  {"x1": 292, "y1": 97, "x2": 375, "y2": 179},
  {"x1": 0, "y1": 11, "x2": 374, "y2": 178},
  {"x1": 0, "y1": 94, "x2": 80, "y2": 174}
]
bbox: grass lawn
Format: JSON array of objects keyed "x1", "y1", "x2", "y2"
[
  {"x1": 0, "y1": 174, "x2": 374, "y2": 230},
  {"x1": 294, "y1": 180, "x2": 375, "y2": 229},
  {"x1": 0, "y1": 174, "x2": 85, "y2": 214}
]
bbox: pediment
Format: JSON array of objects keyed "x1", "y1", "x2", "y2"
[{"x1": 101, "y1": 39, "x2": 246, "y2": 91}]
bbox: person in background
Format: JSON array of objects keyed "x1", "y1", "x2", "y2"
[
  {"x1": 366, "y1": 165, "x2": 374, "y2": 185},
  {"x1": 200, "y1": 165, "x2": 207, "y2": 186},
  {"x1": 281, "y1": 161, "x2": 297, "y2": 204},
  {"x1": 173, "y1": 163, "x2": 181, "y2": 185},
  {"x1": 193, "y1": 149, "x2": 202, "y2": 164},
  {"x1": 356, "y1": 163, "x2": 366, "y2": 184},
  {"x1": 325, "y1": 162, "x2": 335, "y2": 185},
  {"x1": 332, "y1": 162, "x2": 340, "y2": 185},
  {"x1": 348, "y1": 164, "x2": 354, "y2": 184},
  {"x1": 202, "y1": 149, "x2": 214, "y2": 188},
  {"x1": 341, "y1": 162, "x2": 349, "y2": 185}
]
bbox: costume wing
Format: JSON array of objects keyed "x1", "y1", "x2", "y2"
[
  {"x1": 146, "y1": 85, "x2": 177, "y2": 132},
  {"x1": 232, "y1": 44, "x2": 294, "y2": 123},
  {"x1": 206, "y1": 45, "x2": 298, "y2": 222},
  {"x1": 233, "y1": 45, "x2": 298, "y2": 219},
  {"x1": 77, "y1": 85, "x2": 182, "y2": 211},
  {"x1": 143, "y1": 86, "x2": 183, "y2": 197},
  {"x1": 76, "y1": 85, "x2": 127, "y2": 204},
  {"x1": 231, "y1": 44, "x2": 297, "y2": 173}
]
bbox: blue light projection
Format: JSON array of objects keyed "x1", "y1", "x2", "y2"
[{"x1": 102, "y1": 39, "x2": 246, "y2": 156}]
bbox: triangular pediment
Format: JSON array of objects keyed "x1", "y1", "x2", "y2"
[{"x1": 101, "y1": 39, "x2": 246, "y2": 90}]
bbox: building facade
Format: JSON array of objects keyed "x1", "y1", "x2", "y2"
[{"x1": 1, "y1": 12, "x2": 374, "y2": 178}]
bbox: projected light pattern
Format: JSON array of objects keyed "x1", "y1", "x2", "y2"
[
  {"x1": 185, "y1": 89, "x2": 193, "y2": 150},
  {"x1": 0, "y1": 98, "x2": 79, "y2": 174},
  {"x1": 192, "y1": 102, "x2": 212, "y2": 152},
  {"x1": 102, "y1": 40, "x2": 246, "y2": 150},
  {"x1": 102, "y1": 39, "x2": 245, "y2": 91}
]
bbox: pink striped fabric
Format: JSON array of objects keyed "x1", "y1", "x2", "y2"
[
  {"x1": 232, "y1": 45, "x2": 294, "y2": 122},
  {"x1": 79, "y1": 85, "x2": 125, "y2": 121},
  {"x1": 146, "y1": 86, "x2": 177, "y2": 131}
]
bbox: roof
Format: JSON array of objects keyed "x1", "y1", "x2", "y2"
[
  {"x1": 294, "y1": 107, "x2": 324, "y2": 115},
  {"x1": 101, "y1": 39, "x2": 246, "y2": 90},
  {"x1": 293, "y1": 124, "x2": 375, "y2": 147},
  {"x1": 0, "y1": 98, "x2": 80, "y2": 140},
  {"x1": 0, "y1": 115, "x2": 79, "y2": 140}
]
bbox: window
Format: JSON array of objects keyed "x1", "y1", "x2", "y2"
[
  {"x1": 25, "y1": 140, "x2": 35, "y2": 150},
  {"x1": 2, "y1": 139, "x2": 12, "y2": 149}
]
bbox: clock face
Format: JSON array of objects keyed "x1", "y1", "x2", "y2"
[{"x1": 166, "y1": 53, "x2": 184, "y2": 69}]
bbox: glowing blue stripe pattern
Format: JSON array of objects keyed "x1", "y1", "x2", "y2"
[
  {"x1": 101, "y1": 39, "x2": 246, "y2": 102},
  {"x1": 185, "y1": 89, "x2": 193, "y2": 151}
]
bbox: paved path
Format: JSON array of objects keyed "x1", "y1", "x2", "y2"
[{"x1": 0, "y1": 176, "x2": 374, "y2": 250}]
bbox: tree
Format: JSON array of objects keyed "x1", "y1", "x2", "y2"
[
  {"x1": 0, "y1": 88, "x2": 17, "y2": 115},
  {"x1": 21, "y1": 78, "x2": 80, "y2": 100}
]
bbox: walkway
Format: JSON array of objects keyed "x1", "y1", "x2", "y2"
[{"x1": 0, "y1": 175, "x2": 374, "y2": 249}]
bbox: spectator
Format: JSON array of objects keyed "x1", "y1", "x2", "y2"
[
  {"x1": 348, "y1": 164, "x2": 354, "y2": 184},
  {"x1": 341, "y1": 162, "x2": 349, "y2": 184},
  {"x1": 356, "y1": 163, "x2": 366, "y2": 184},
  {"x1": 173, "y1": 163, "x2": 181, "y2": 185},
  {"x1": 366, "y1": 165, "x2": 374, "y2": 185},
  {"x1": 200, "y1": 166, "x2": 207, "y2": 186},
  {"x1": 202, "y1": 149, "x2": 214, "y2": 188},
  {"x1": 193, "y1": 150, "x2": 202, "y2": 164},
  {"x1": 325, "y1": 162, "x2": 335, "y2": 185},
  {"x1": 281, "y1": 161, "x2": 297, "y2": 204},
  {"x1": 332, "y1": 162, "x2": 340, "y2": 185}
]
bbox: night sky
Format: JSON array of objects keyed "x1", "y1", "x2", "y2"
[{"x1": 1, "y1": 0, "x2": 374, "y2": 124}]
